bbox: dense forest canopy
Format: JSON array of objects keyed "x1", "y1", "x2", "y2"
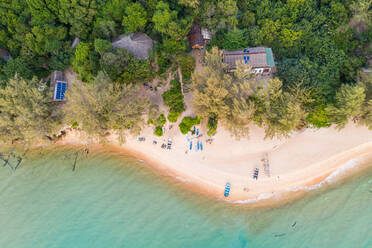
[{"x1": 0, "y1": 0, "x2": 371, "y2": 143}]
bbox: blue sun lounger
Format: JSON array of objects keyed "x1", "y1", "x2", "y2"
[
  {"x1": 196, "y1": 129, "x2": 199, "y2": 136},
  {"x1": 195, "y1": 143, "x2": 197, "y2": 152},
  {"x1": 197, "y1": 140, "x2": 200, "y2": 150},
  {"x1": 200, "y1": 142, "x2": 203, "y2": 151},
  {"x1": 190, "y1": 141, "x2": 192, "y2": 150},
  {"x1": 224, "y1": 183, "x2": 231, "y2": 197}
]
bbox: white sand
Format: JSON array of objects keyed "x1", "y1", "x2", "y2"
[{"x1": 60, "y1": 122, "x2": 372, "y2": 204}]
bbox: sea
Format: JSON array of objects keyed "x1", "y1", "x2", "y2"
[{"x1": 0, "y1": 146, "x2": 371, "y2": 248}]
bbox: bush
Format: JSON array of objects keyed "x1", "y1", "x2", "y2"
[
  {"x1": 162, "y1": 80, "x2": 185, "y2": 122},
  {"x1": 176, "y1": 54, "x2": 195, "y2": 83},
  {"x1": 306, "y1": 104, "x2": 331, "y2": 128},
  {"x1": 179, "y1": 116, "x2": 202, "y2": 134},
  {"x1": 154, "y1": 126, "x2": 163, "y2": 136},
  {"x1": 71, "y1": 121, "x2": 79, "y2": 129},
  {"x1": 207, "y1": 115, "x2": 218, "y2": 136},
  {"x1": 168, "y1": 111, "x2": 180, "y2": 123}
]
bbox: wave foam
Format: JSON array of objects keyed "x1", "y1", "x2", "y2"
[
  {"x1": 234, "y1": 158, "x2": 363, "y2": 204},
  {"x1": 234, "y1": 193, "x2": 276, "y2": 204}
]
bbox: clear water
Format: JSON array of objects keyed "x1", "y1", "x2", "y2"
[{"x1": 0, "y1": 147, "x2": 371, "y2": 248}]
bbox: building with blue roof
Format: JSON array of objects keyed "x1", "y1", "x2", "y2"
[{"x1": 223, "y1": 47, "x2": 276, "y2": 75}]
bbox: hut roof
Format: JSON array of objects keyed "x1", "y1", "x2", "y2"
[
  {"x1": 112, "y1": 33, "x2": 153, "y2": 59},
  {"x1": 223, "y1": 47, "x2": 275, "y2": 70},
  {"x1": 188, "y1": 24, "x2": 203, "y2": 49}
]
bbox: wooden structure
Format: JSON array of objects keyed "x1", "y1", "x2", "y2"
[
  {"x1": 223, "y1": 47, "x2": 276, "y2": 75},
  {"x1": 188, "y1": 24, "x2": 212, "y2": 50}
]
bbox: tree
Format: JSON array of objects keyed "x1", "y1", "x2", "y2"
[
  {"x1": 179, "y1": 0, "x2": 200, "y2": 8},
  {"x1": 122, "y1": 2, "x2": 147, "y2": 34},
  {"x1": 192, "y1": 47, "x2": 255, "y2": 137},
  {"x1": 162, "y1": 80, "x2": 185, "y2": 122},
  {"x1": 0, "y1": 75, "x2": 61, "y2": 143},
  {"x1": 100, "y1": 48, "x2": 152, "y2": 83},
  {"x1": 94, "y1": 39, "x2": 112, "y2": 56},
  {"x1": 179, "y1": 116, "x2": 202, "y2": 134},
  {"x1": 199, "y1": 0, "x2": 238, "y2": 31},
  {"x1": 63, "y1": 72, "x2": 149, "y2": 143},
  {"x1": 152, "y1": 1, "x2": 192, "y2": 42},
  {"x1": 252, "y1": 78, "x2": 311, "y2": 139},
  {"x1": 0, "y1": 58, "x2": 33, "y2": 82},
  {"x1": 326, "y1": 83, "x2": 366, "y2": 128},
  {"x1": 72, "y1": 42, "x2": 97, "y2": 82}
]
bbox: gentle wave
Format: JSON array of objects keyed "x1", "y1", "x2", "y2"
[{"x1": 234, "y1": 158, "x2": 364, "y2": 204}]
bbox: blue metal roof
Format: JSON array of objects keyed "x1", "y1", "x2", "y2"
[{"x1": 54, "y1": 81, "x2": 67, "y2": 101}]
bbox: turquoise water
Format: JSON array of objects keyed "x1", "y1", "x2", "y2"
[{"x1": 0, "y1": 147, "x2": 371, "y2": 248}]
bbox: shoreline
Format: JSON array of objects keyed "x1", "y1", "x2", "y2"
[{"x1": 54, "y1": 122, "x2": 372, "y2": 207}]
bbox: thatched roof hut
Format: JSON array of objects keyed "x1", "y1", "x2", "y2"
[{"x1": 112, "y1": 33, "x2": 153, "y2": 59}]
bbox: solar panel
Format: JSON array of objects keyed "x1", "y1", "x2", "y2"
[{"x1": 54, "y1": 81, "x2": 67, "y2": 101}]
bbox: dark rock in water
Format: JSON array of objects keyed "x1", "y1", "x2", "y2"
[
  {"x1": 292, "y1": 221, "x2": 297, "y2": 227},
  {"x1": 274, "y1": 233, "x2": 286, "y2": 237}
]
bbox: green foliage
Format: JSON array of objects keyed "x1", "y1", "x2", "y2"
[
  {"x1": 154, "y1": 126, "x2": 164, "y2": 136},
  {"x1": 200, "y1": 0, "x2": 238, "y2": 31},
  {"x1": 326, "y1": 83, "x2": 366, "y2": 128},
  {"x1": 176, "y1": 54, "x2": 195, "y2": 83},
  {"x1": 162, "y1": 80, "x2": 185, "y2": 122},
  {"x1": 0, "y1": 58, "x2": 33, "y2": 82},
  {"x1": 306, "y1": 104, "x2": 331, "y2": 128},
  {"x1": 0, "y1": 75, "x2": 61, "y2": 143},
  {"x1": 122, "y1": 2, "x2": 147, "y2": 34},
  {"x1": 63, "y1": 72, "x2": 149, "y2": 143},
  {"x1": 72, "y1": 42, "x2": 97, "y2": 82},
  {"x1": 167, "y1": 111, "x2": 181, "y2": 123},
  {"x1": 94, "y1": 39, "x2": 112, "y2": 56},
  {"x1": 211, "y1": 29, "x2": 248, "y2": 50},
  {"x1": 179, "y1": 116, "x2": 202, "y2": 134},
  {"x1": 100, "y1": 48, "x2": 152, "y2": 83},
  {"x1": 207, "y1": 115, "x2": 218, "y2": 136}
]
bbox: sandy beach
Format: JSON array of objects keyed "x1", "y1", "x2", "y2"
[{"x1": 58, "y1": 121, "x2": 372, "y2": 205}]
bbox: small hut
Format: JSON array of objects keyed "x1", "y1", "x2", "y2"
[
  {"x1": 51, "y1": 71, "x2": 68, "y2": 102},
  {"x1": 188, "y1": 24, "x2": 212, "y2": 50},
  {"x1": 0, "y1": 48, "x2": 11, "y2": 62},
  {"x1": 112, "y1": 33, "x2": 153, "y2": 59}
]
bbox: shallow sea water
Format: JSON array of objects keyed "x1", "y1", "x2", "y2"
[{"x1": 0, "y1": 146, "x2": 371, "y2": 248}]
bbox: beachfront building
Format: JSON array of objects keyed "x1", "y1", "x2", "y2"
[
  {"x1": 0, "y1": 48, "x2": 11, "y2": 62},
  {"x1": 223, "y1": 47, "x2": 276, "y2": 75},
  {"x1": 112, "y1": 32, "x2": 153, "y2": 59},
  {"x1": 188, "y1": 24, "x2": 212, "y2": 50},
  {"x1": 51, "y1": 71, "x2": 68, "y2": 102}
]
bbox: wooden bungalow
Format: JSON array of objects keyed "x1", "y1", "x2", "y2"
[
  {"x1": 223, "y1": 47, "x2": 276, "y2": 75},
  {"x1": 188, "y1": 24, "x2": 212, "y2": 50}
]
